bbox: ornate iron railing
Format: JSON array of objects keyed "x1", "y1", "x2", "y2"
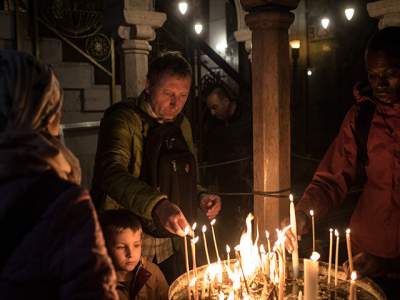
[{"x1": 10, "y1": 0, "x2": 117, "y2": 104}]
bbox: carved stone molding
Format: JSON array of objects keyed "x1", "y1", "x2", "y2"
[{"x1": 367, "y1": 0, "x2": 400, "y2": 29}]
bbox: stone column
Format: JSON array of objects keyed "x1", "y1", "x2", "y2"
[
  {"x1": 241, "y1": 0, "x2": 299, "y2": 239},
  {"x1": 367, "y1": 0, "x2": 400, "y2": 29},
  {"x1": 104, "y1": 1, "x2": 166, "y2": 99}
]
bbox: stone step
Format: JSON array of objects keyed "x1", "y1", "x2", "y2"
[
  {"x1": 83, "y1": 85, "x2": 122, "y2": 111},
  {"x1": 53, "y1": 62, "x2": 95, "y2": 89}
]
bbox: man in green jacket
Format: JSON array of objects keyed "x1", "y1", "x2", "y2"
[{"x1": 91, "y1": 51, "x2": 221, "y2": 283}]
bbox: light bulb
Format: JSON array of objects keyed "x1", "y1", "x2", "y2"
[
  {"x1": 194, "y1": 23, "x2": 203, "y2": 35},
  {"x1": 345, "y1": 8, "x2": 355, "y2": 21},
  {"x1": 321, "y1": 17, "x2": 330, "y2": 29},
  {"x1": 178, "y1": 1, "x2": 188, "y2": 15}
]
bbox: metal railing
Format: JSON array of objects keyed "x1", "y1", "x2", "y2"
[{"x1": 11, "y1": 0, "x2": 117, "y2": 105}]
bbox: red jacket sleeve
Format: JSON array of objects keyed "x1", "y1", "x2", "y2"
[{"x1": 296, "y1": 105, "x2": 359, "y2": 222}]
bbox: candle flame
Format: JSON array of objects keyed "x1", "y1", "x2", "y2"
[
  {"x1": 335, "y1": 229, "x2": 339, "y2": 237},
  {"x1": 227, "y1": 291, "x2": 234, "y2": 300},
  {"x1": 202, "y1": 225, "x2": 207, "y2": 233},
  {"x1": 329, "y1": 228, "x2": 333, "y2": 233},
  {"x1": 226, "y1": 244, "x2": 230, "y2": 253},
  {"x1": 259, "y1": 244, "x2": 266, "y2": 254},
  {"x1": 351, "y1": 271, "x2": 357, "y2": 281},
  {"x1": 310, "y1": 209, "x2": 314, "y2": 216},
  {"x1": 310, "y1": 251, "x2": 320, "y2": 261},
  {"x1": 211, "y1": 219, "x2": 216, "y2": 226},
  {"x1": 189, "y1": 276, "x2": 196, "y2": 287},
  {"x1": 191, "y1": 236, "x2": 199, "y2": 244},
  {"x1": 184, "y1": 226, "x2": 190, "y2": 235},
  {"x1": 289, "y1": 193, "x2": 294, "y2": 202},
  {"x1": 192, "y1": 222, "x2": 197, "y2": 231},
  {"x1": 266, "y1": 230, "x2": 270, "y2": 239},
  {"x1": 346, "y1": 228, "x2": 351, "y2": 235},
  {"x1": 219, "y1": 291, "x2": 225, "y2": 300}
]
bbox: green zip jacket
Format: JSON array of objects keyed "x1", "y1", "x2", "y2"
[{"x1": 91, "y1": 96, "x2": 198, "y2": 220}]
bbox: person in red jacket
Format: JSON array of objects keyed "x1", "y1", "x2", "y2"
[{"x1": 285, "y1": 27, "x2": 400, "y2": 299}]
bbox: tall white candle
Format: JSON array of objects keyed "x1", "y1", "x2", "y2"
[
  {"x1": 346, "y1": 229, "x2": 354, "y2": 274},
  {"x1": 304, "y1": 251, "x2": 320, "y2": 300},
  {"x1": 202, "y1": 225, "x2": 211, "y2": 266},
  {"x1": 226, "y1": 244, "x2": 231, "y2": 266},
  {"x1": 289, "y1": 194, "x2": 299, "y2": 278},
  {"x1": 310, "y1": 210, "x2": 315, "y2": 253},
  {"x1": 210, "y1": 219, "x2": 221, "y2": 261},
  {"x1": 334, "y1": 229, "x2": 340, "y2": 287},
  {"x1": 191, "y1": 236, "x2": 199, "y2": 278},
  {"x1": 265, "y1": 230, "x2": 271, "y2": 254},
  {"x1": 184, "y1": 226, "x2": 191, "y2": 299},
  {"x1": 349, "y1": 271, "x2": 357, "y2": 300},
  {"x1": 328, "y1": 228, "x2": 333, "y2": 285}
]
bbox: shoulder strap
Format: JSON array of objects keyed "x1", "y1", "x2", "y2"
[
  {"x1": 354, "y1": 100, "x2": 376, "y2": 181},
  {"x1": 0, "y1": 172, "x2": 73, "y2": 270}
]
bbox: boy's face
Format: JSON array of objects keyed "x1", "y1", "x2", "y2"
[
  {"x1": 367, "y1": 50, "x2": 400, "y2": 104},
  {"x1": 109, "y1": 228, "x2": 142, "y2": 273}
]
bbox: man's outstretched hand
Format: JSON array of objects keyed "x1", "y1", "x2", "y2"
[
  {"x1": 281, "y1": 210, "x2": 310, "y2": 253},
  {"x1": 199, "y1": 194, "x2": 222, "y2": 220},
  {"x1": 153, "y1": 200, "x2": 190, "y2": 237}
]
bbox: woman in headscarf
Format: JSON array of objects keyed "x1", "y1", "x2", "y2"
[{"x1": 0, "y1": 49, "x2": 118, "y2": 299}]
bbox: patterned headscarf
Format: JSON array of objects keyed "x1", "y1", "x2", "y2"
[{"x1": 0, "y1": 49, "x2": 81, "y2": 184}]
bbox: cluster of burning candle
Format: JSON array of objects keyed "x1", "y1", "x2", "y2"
[{"x1": 180, "y1": 194, "x2": 358, "y2": 300}]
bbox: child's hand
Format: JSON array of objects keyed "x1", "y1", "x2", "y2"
[{"x1": 153, "y1": 200, "x2": 190, "y2": 237}]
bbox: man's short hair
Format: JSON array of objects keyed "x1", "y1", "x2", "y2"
[
  {"x1": 202, "y1": 83, "x2": 235, "y2": 103},
  {"x1": 147, "y1": 51, "x2": 192, "y2": 87},
  {"x1": 99, "y1": 209, "x2": 142, "y2": 243},
  {"x1": 366, "y1": 27, "x2": 400, "y2": 60}
]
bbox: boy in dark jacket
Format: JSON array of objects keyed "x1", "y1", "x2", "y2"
[{"x1": 100, "y1": 209, "x2": 169, "y2": 300}]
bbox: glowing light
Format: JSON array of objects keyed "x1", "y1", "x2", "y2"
[
  {"x1": 184, "y1": 226, "x2": 190, "y2": 236},
  {"x1": 192, "y1": 222, "x2": 197, "y2": 231},
  {"x1": 216, "y1": 40, "x2": 227, "y2": 53},
  {"x1": 211, "y1": 219, "x2": 216, "y2": 226},
  {"x1": 310, "y1": 209, "x2": 314, "y2": 217},
  {"x1": 307, "y1": 69, "x2": 313, "y2": 76},
  {"x1": 194, "y1": 23, "x2": 203, "y2": 35},
  {"x1": 345, "y1": 8, "x2": 355, "y2": 21},
  {"x1": 321, "y1": 17, "x2": 330, "y2": 29},
  {"x1": 202, "y1": 225, "x2": 207, "y2": 233},
  {"x1": 178, "y1": 1, "x2": 188, "y2": 15},
  {"x1": 310, "y1": 251, "x2": 320, "y2": 261},
  {"x1": 351, "y1": 271, "x2": 357, "y2": 281},
  {"x1": 289, "y1": 193, "x2": 294, "y2": 202},
  {"x1": 290, "y1": 39, "x2": 301, "y2": 49}
]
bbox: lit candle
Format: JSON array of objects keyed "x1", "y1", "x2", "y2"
[
  {"x1": 289, "y1": 194, "x2": 299, "y2": 279},
  {"x1": 310, "y1": 210, "x2": 315, "y2": 253},
  {"x1": 346, "y1": 229, "x2": 354, "y2": 274},
  {"x1": 265, "y1": 230, "x2": 271, "y2": 254},
  {"x1": 298, "y1": 290, "x2": 303, "y2": 300},
  {"x1": 189, "y1": 277, "x2": 198, "y2": 300},
  {"x1": 328, "y1": 228, "x2": 333, "y2": 285},
  {"x1": 226, "y1": 244, "x2": 231, "y2": 266},
  {"x1": 202, "y1": 225, "x2": 211, "y2": 266},
  {"x1": 349, "y1": 271, "x2": 357, "y2": 300},
  {"x1": 304, "y1": 251, "x2": 320, "y2": 300},
  {"x1": 334, "y1": 229, "x2": 340, "y2": 287},
  {"x1": 184, "y1": 226, "x2": 191, "y2": 300},
  {"x1": 210, "y1": 219, "x2": 221, "y2": 261},
  {"x1": 191, "y1": 236, "x2": 199, "y2": 278}
]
